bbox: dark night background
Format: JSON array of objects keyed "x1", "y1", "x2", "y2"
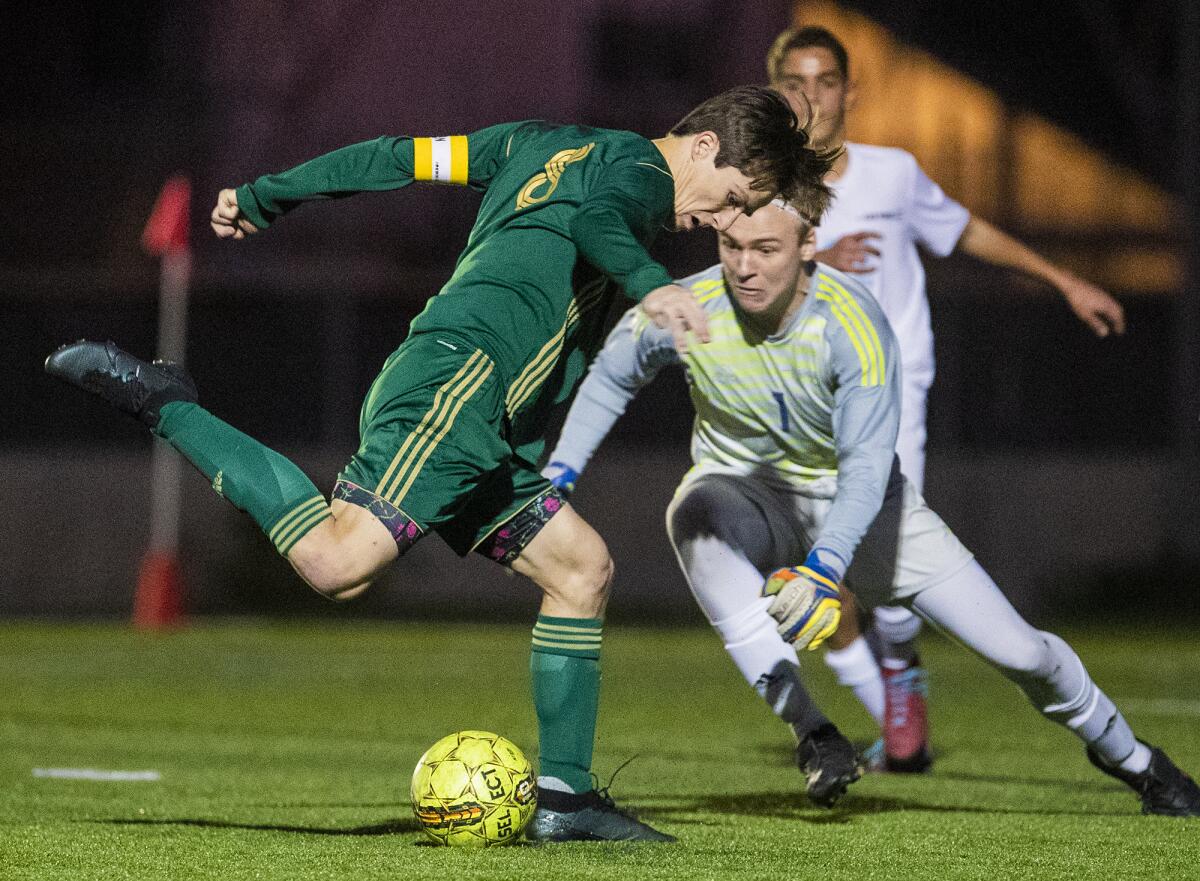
[{"x1": 2, "y1": 1, "x2": 1198, "y2": 622}]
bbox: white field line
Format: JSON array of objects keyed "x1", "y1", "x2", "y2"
[
  {"x1": 1120, "y1": 698, "x2": 1200, "y2": 717},
  {"x1": 32, "y1": 768, "x2": 162, "y2": 781}
]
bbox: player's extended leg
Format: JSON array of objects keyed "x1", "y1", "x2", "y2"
[
  {"x1": 45, "y1": 341, "x2": 364, "y2": 581},
  {"x1": 666, "y1": 474, "x2": 860, "y2": 808},
  {"x1": 869, "y1": 375, "x2": 933, "y2": 772},
  {"x1": 511, "y1": 502, "x2": 674, "y2": 842},
  {"x1": 909, "y1": 560, "x2": 1200, "y2": 817},
  {"x1": 286, "y1": 499, "x2": 397, "y2": 599}
]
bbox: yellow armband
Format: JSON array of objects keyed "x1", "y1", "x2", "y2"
[{"x1": 413, "y1": 135, "x2": 469, "y2": 184}]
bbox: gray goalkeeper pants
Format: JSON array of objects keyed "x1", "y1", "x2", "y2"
[{"x1": 667, "y1": 473, "x2": 1141, "y2": 765}]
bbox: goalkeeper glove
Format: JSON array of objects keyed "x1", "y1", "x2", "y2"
[
  {"x1": 762, "y1": 552, "x2": 843, "y2": 651},
  {"x1": 542, "y1": 461, "x2": 580, "y2": 497}
]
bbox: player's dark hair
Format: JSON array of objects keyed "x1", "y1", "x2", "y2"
[
  {"x1": 766, "y1": 26, "x2": 850, "y2": 82},
  {"x1": 670, "y1": 85, "x2": 838, "y2": 225}
]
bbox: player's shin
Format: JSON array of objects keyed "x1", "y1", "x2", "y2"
[
  {"x1": 673, "y1": 535, "x2": 831, "y2": 736},
  {"x1": 912, "y1": 562, "x2": 1150, "y2": 775},
  {"x1": 530, "y1": 616, "x2": 603, "y2": 794},
  {"x1": 156, "y1": 401, "x2": 331, "y2": 555},
  {"x1": 1018, "y1": 631, "x2": 1150, "y2": 774}
]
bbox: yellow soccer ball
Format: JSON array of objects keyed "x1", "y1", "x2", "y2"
[{"x1": 411, "y1": 730, "x2": 536, "y2": 847}]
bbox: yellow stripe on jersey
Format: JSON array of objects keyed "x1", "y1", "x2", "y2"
[
  {"x1": 820, "y1": 276, "x2": 885, "y2": 383},
  {"x1": 505, "y1": 281, "x2": 606, "y2": 416},
  {"x1": 815, "y1": 278, "x2": 885, "y2": 387},
  {"x1": 815, "y1": 290, "x2": 877, "y2": 386},
  {"x1": 412, "y1": 136, "x2": 469, "y2": 184}
]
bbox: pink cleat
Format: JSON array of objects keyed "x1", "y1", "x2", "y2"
[{"x1": 882, "y1": 660, "x2": 932, "y2": 773}]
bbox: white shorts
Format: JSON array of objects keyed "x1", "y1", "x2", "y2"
[
  {"x1": 674, "y1": 468, "x2": 973, "y2": 610},
  {"x1": 896, "y1": 370, "x2": 931, "y2": 494}
]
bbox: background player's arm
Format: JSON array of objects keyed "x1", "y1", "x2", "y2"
[
  {"x1": 806, "y1": 301, "x2": 902, "y2": 582},
  {"x1": 955, "y1": 215, "x2": 1126, "y2": 337},
  {"x1": 212, "y1": 123, "x2": 527, "y2": 236},
  {"x1": 900, "y1": 154, "x2": 1124, "y2": 338},
  {"x1": 544, "y1": 308, "x2": 680, "y2": 482}
]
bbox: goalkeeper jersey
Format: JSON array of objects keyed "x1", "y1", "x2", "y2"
[
  {"x1": 235, "y1": 121, "x2": 676, "y2": 448},
  {"x1": 547, "y1": 262, "x2": 901, "y2": 570}
]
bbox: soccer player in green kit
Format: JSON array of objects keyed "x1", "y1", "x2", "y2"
[{"x1": 46, "y1": 86, "x2": 833, "y2": 842}]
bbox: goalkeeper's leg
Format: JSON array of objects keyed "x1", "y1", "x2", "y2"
[
  {"x1": 667, "y1": 476, "x2": 861, "y2": 806},
  {"x1": 667, "y1": 476, "x2": 829, "y2": 736},
  {"x1": 909, "y1": 560, "x2": 1147, "y2": 772}
]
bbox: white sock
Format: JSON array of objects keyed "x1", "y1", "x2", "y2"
[
  {"x1": 824, "y1": 637, "x2": 885, "y2": 727},
  {"x1": 537, "y1": 775, "x2": 576, "y2": 793},
  {"x1": 1118, "y1": 743, "x2": 1152, "y2": 774}
]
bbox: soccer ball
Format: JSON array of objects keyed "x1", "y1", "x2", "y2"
[{"x1": 410, "y1": 730, "x2": 537, "y2": 847}]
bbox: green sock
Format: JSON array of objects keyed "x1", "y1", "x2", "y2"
[
  {"x1": 155, "y1": 401, "x2": 331, "y2": 556},
  {"x1": 530, "y1": 615, "x2": 603, "y2": 794}
]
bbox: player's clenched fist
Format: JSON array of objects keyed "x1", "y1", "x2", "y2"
[
  {"x1": 210, "y1": 188, "x2": 260, "y2": 240},
  {"x1": 762, "y1": 563, "x2": 842, "y2": 651}
]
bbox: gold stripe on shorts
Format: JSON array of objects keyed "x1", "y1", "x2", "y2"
[
  {"x1": 374, "y1": 350, "x2": 487, "y2": 499},
  {"x1": 387, "y1": 356, "x2": 495, "y2": 506}
]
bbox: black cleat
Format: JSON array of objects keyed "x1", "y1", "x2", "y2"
[
  {"x1": 796, "y1": 723, "x2": 863, "y2": 808},
  {"x1": 525, "y1": 787, "x2": 675, "y2": 842},
  {"x1": 45, "y1": 340, "x2": 197, "y2": 429},
  {"x1": 1087, "y1": 743, "x2": 1200, "y2": 817}
]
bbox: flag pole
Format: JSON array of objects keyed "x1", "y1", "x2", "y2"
[{"x1": 134, "y1": 175, "x2": 192, "y2": 630}]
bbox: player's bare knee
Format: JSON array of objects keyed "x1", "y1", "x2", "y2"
[
  {"x1": 287, "y1": 501, "x2": 397, "y2": 600},
  {"x1": 290, "y1": 547, "x2": 374, "y2": 600},
  {"x1": 558, "y1": 549, "x2": 614, "y2": 611},
  {"x1": 541, "y1": 540, "x2": 613, "y2": 618},
  {"x1": 287, "y1": 529, "x2": 380, "y2": 600}
]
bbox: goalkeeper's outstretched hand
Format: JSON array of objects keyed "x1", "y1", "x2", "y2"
[
  {"x1": 542, "y1": 461, "x2": 580, "y2": 497},
  {"x1": 762, "y1": 557, "x2": 842, "y2": 651}
]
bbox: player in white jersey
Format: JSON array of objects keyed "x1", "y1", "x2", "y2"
[
  {"x1": 544, "y1": 200, "x2": 1200, "y2": 816},
  {"x1": 765, "y1": 25, "x2": 1128, "y2": 771}
]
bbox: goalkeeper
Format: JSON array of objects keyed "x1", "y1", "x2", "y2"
[
  {"x1": 45, "y1": 87, "x2": 828, "y2": 843},
  {"x1": 544, "y1": 198, "x2": 1200, "y2": 816}
]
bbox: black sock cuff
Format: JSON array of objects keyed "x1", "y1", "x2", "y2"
[{"x1": 537, "y1": 786, "x2": 593, "y2": 811}]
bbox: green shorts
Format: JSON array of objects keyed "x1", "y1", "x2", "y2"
[{"x1": 336, "y1": 332, "x2": 564, "y2": 562}]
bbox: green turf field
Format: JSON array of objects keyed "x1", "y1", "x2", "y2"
[{"x1": 1, "y1": 620, "x2": 1197, "y2": 880}]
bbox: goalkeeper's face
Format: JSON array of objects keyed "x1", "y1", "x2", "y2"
[{"x1": 718, "y1": 204, "x2": 815, "y2": 325}]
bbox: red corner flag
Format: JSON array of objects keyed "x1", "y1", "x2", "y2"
[
  {"x1": 135, "y1": 174, "x2": 193, "y2": 630},
  {"x1": 142, "y1": 175, "x2": 191, "y2": 255}
]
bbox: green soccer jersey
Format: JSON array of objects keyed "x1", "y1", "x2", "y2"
[{"x1": 235, "y1": 121, "x2": 676, "y2": 453}]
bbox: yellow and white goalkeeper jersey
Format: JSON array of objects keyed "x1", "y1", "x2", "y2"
[{"x1": 547, "y1": 262, "x2": 902, "y2": 570}]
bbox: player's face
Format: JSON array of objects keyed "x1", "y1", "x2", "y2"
[
  {"x1": 674, "y1": 132, "x2": 775, "y2": 232},
  {"x1": 771, "y1": 47, "x2": 853, "y2": 150},
  {"x1": 718, "y1": 205, "x2": 813, "y2": 318}
]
